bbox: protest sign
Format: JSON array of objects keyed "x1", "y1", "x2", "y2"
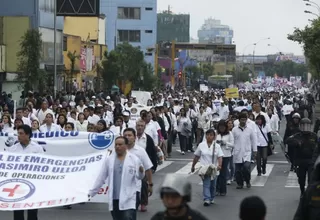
[{"x1": 0, "y1": 151, "x2": 107, "y2": 210}]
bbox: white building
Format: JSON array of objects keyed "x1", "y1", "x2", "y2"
[{"x1": 101, "y1": 0, "x2": 157, "y2": 67}]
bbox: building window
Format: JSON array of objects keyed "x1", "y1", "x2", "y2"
[
  {"x1": 118, "y1": 7, "x2": 141, "y2": 19},
  {"x1": 63, "y1": 36, "x2": 67, "y2": 51},
  {"x1": 145, "y1": 30, "x2": 153, "y2": 33},
  {"x1": 145, "y1": 7, "x2": 153, "y2": 11},
  {"x1": 118, "y1": 30, "x2": 141, "y2": 42},
  {"x1": 145, "y1": 53, "x2": 152, "y2": 56}
]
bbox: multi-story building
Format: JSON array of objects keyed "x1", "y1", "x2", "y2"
[
  {"x1": 157, "y1": 9, "x2": 190, "y2": 43},
  {"x1": 0, "y1": 0, "x2": 64, "y2": 99},
  {"x1": 100, "y1": 0, "x2": 157, "y2": 67},
  {"x1": 198, "y1": 18, "x2": 233, "y2": 45},
  {"x1": 63, "y1": 16, "x2": 107, "y2": 90}
]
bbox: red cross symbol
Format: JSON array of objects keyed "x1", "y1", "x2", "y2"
[{"x1": 2, "y1": 185, "x2": 20, "y2": 197}]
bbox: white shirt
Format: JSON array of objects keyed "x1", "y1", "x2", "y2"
[
  {"x1": 145, "y1": 121, "x2": 159, "y2": 146},
  {"x1": 39, "y1": 123, "x2": 61, "y2": 133},
  {"x1": 256, "y1": 124, "x2": 272, "y2": 147},
  {"x1": 128, "y1": 144, "x2": 153, "y2": 192},
  {"x1": 136, "y1": 133, "x2": 148, "y2": 149},
  {"x1": 88, "y1": 114, "x2": 100, "y2": 125},
  {"x1": 36, "y1": 108, "x2": 54, "y2": 124},
  {"x1": 76, "y1": 120, "x2": 89, "y2": 131},
  {"x1": 76, "y1": 105, "x2": 87, "y2": 113},
  {"x1": 89, "y1": 152, "x2": 144, "y2": 211},
  {"x1": 5, "y1": 141, "x2": 44, "y2": 153},
  {"x1": 232, "y1": 126, "x2": 257, "y2": 163},
  {"x1": 216, "y1": 133, "x2": 234, "y2": 157},
  {"x1": 194, "y1": 141, "x2": 224, "y2": 175}
]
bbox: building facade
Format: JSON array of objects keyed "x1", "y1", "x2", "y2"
[
  {"x1": 0, "y1": 0, "x2": 64, "y2": 98},
  {"x1": 63, "y1": 16, "x2": 107, "y2": 90},
  {"x1": 157, "y1": 11, "x2": 190, "y2": 43},
  {"x1": 100, "y1": 0, "x2": 157, "y2": 66},
  {"x1": 198, "y1": 18, "x2": 233, "y2": 45}
]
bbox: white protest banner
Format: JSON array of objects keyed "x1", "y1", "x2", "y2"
[
  {"x1": 0, "y1": 131, "x2": 116, "y2": 157},
  {"x1": 0, "y1": 151, "x2": 107, "y2": 210}
]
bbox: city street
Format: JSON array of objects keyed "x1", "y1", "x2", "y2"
[{"x1": 0, "y1": 120, "x2": 301, "y2": 220}]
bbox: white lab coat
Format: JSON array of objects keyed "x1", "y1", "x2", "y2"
[{"x1": 89, "y1": 151, "x2": 144, "y2": 211}]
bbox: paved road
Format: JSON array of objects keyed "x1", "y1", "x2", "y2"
[{"x1": 0, "y1": 118, "x2": 302, "y2": 220}]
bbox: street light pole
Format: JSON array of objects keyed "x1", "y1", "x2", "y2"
[
  {"x1": 306, "y1": 3, "x2": 320, "y2": 14},
  {"x1": 304, "y1": 0, "x2": 320, "y2": 13},
  {"x1": 252, "y1": 37, "x2": 270, "y2": 77},
  {"x1": 304, "y1": 10, "x2": 320, "y2": 18},
  {"x1": 53, "y1": 0, "x2": 57, "y2": 98}
]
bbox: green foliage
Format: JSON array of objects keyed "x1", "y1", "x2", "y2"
[
  {"x1": 17, "y1": 29, "x2": 47, "y2": 93},
  {"x1": 101, "y1": 42, "x2": 158, "y2": 91},
  {"x1": 201, "y1": 63, "x2": 214, "y2": 79},
  {"x1": 67, "y1": 50, "x2": 80, "y2": 74},
  {"x1": 288, "y1": 19, "x2": 320, "y2": 78},
  {"x1": 263, "y1": 60, "x2": 307, "y2": 79}
]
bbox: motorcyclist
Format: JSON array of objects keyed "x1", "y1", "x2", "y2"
[
  {"x1": 293, "y1": 156, "x2": 320, "y2": 220},
  {"x1": 286, "y1": 118, "x2": 317, "y2": 198},
  {"x1": 150, "y1": 173, "x2": 209, "y2": 220},
  {"x1": 284, "y1": 113, "x2": 301, "y2": 171}
]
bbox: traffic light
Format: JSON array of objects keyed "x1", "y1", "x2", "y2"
[{"x1": 178, "y1": 71, "x2": 182, "y2": 78}]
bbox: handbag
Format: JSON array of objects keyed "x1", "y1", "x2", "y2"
[
  {"x1": 258, "y1": 126, "x2": 273, "y2": 156},
  {"x1": 204, "y1": 143, "x2": 216, "y2": 176}
]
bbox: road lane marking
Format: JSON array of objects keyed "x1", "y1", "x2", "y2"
[
  {"x1": 251, "y1": 164, "x2": 274, "y2": 187},
  {"x1": 268, "y1": 160, "x2": 288, "y2": 164},
  {"x1": 167, "y1": 158, "x2": 193, "y2": 161},
  {"x1": 155, "y1": 161, "x2": 173, "y2": 172},
  {"x1": 174, "y1": 162, "x2": 201, "y2": 175},
  {"x1": 284, "y1": 171, "x2": 306, "y2": 188}
]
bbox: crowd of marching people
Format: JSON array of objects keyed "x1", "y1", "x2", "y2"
[{"x1": 2, "y1": 86, "x2": 320, "y2": 220}]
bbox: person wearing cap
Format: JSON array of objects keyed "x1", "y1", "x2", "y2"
[
  {"x1": 286, "y1": 118, "x2": 317, "y2": 198},
  {"x1": 150, "y1": 174, "x2": 209, "y2": 220},
  {"x1": 122, "y1": 110, "x2": 136, "y2": 129},
  {"x1": 284, "y1": 113, "x2": 301, "y2": 171}
]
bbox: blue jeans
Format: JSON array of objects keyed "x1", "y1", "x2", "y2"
[
  {"x1": 227, "y1": 155, "x2": 235, "y2": 181},
  {"x1": 202, "y1": 176, "x2": 217, "y2": 202},
  {"x1": 111, "y1": 200, "x2": 136, "y2": 220}
]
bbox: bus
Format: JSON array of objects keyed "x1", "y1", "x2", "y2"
[{"x1": 208, "y1": 75, "x2": 233, "y2": 89}]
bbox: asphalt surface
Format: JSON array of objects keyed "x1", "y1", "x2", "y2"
[{"x1": 2, "y1": 109, "x2": 317, "y2": 220}]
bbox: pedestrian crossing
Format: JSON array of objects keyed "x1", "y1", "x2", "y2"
[{"x1": 154, "y1": 159, "x2": 302, "y2": 188}]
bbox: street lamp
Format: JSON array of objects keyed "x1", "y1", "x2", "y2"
[
  {"x1": 304, "y1": 0, "x2": 320, "y2": 13},
  {"x1": 267, "y1": 44, "x2": 282, "y2": 55},
  {"x1": 304, "y1": 10, "x2": 320, "y2": 18},
  {"x1": 252, "y1": 37, "x2": 271, "y2": 76}
]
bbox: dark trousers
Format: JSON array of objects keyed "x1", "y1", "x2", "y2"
[
  {"x1": 256, "y1": 147, "x2": 268, "y2": 174},
  {"x1": 297, "y1": 162, "x2": 313, "y2": 194},
  {"x1": 178, "y1": 133, "x2": 187, "y2": 152},
  {"x1": 167, "y1": 130, "x2": 174, "y2": 155},
  {"x1": 235, "y1": 161, "x2": 251, "y2": 186},
  {"x1": 140, "y1": 177, "x2": 148, "y2": 206},
  {"x1": 111, "y1": 200, "x2": 136, "y2": 220},
  {"x1": 187, "y1": 136, "x2": 193, "y2": 151},
  {"x1": 216, "y1": 157, "x2": 231, "y2": 194},
  {"x1": 288, "y1": 145, "x2": 295, "y2": 168},
  {"x1": 14, "y1": 210, "x2": 38, "y2": 220}
]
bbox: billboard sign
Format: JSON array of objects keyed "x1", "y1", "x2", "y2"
[{"x1": 56, "y1": 0, "x2": 100, "y2": 17}]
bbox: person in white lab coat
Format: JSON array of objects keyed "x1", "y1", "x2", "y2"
[
  {"x1": 6, "y1": 124, "x2": 44, "y2": 220},
  {"x1": 89, "y1": 136, "x2": 145, "y2": 220},
  {"x1": 232, "y1": 113, "x2": 257, "y2": 189}
]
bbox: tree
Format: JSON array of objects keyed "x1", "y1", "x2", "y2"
[
  {"x1": 17, "y1": 29, "x2": 47, "y2": 93},
  {"x1": 101, "y1": 43, "x2": 146, "y2": 90},
  {"x1": 288, "y1": 19, "x2": 320, "y2": 78},
  {"x1": 263, "y1": 60, "x2": 307, "y2": 79},
  {"x1": 201, "y1": 63, "x2": 215, "y2": 79},
  {"x1": 66, "y1": 50, "x2": 80, "y2": 92}
]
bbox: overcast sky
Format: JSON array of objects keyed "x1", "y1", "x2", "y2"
[{"x1": 158, "y1": 0, "x2": 315, "y2": 56}]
